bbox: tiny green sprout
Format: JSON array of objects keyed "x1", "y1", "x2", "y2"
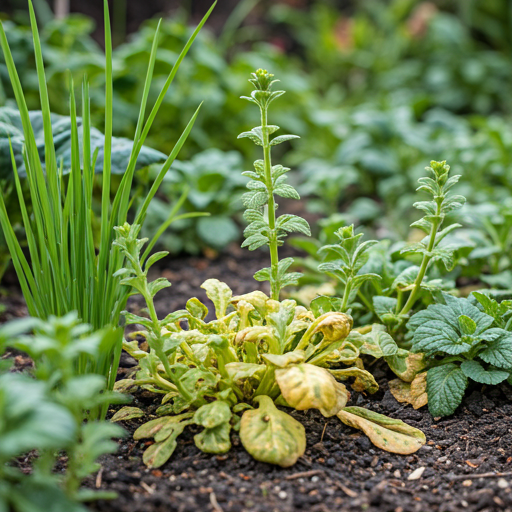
[{"x1": 238, "y1": 69, "x2": 311, "y2": 300}]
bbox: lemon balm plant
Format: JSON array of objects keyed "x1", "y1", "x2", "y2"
[{"x1": 0, "y1": 0, "x2": 214, "y2": 414}]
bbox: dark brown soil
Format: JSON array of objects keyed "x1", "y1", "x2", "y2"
[{"x1": 2, "y1": 248, "x2": 512, "y2": 512}]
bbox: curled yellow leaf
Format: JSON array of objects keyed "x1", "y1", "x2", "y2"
[
  {"x1": 275, "y1": 363, "x2": 349, "y2": 417},
  {"x1": 313, "y1": 312, "x2": 353, "y2": 342},
  {"x1": 337, "y1": 406, "x2": 426, "y2": 454}
]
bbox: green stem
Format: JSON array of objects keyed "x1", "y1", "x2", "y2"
[
  {"x1": 399, "y1": 213, "x2": 441, "y2": 317},
  {"x1": 341, "y1": 278, "x2": 353, "y2": 312},
  {"x1": 261, "y1": 106, "x2": 279, "y2": 300}
]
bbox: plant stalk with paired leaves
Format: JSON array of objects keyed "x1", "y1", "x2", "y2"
[{"x1": 238, "y1": 69, "x2": 311, "y2": 300}]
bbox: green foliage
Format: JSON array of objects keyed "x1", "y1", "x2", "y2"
[
  {"x1": 318, "y1": 224, "x2": 381, "y2": 312},
  {"x1": 408, "y1": 292, "x2": 512, "y2": 417},
  {"x1": 0, "y1": 314, "x2": 125, "y2": 512},
  {"x1": 239, "y1": 69, "x2": 310, "y2": 299},
  {"x1": 0, "y1": 106, "x2": 166, "y2": 179},
  {"x1": 141, "y1": 149, "x2": 247, "y2": 254},
  {"x1": 0, "y1": 0, "x2": 213, "y2": 414},
  {"x1": 368, "y1": 160, "x2": 465, "y2": 327}
]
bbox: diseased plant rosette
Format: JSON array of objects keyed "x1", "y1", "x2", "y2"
[{"x1": 113, "y1": 258, "x2": 425, "y2": 467}]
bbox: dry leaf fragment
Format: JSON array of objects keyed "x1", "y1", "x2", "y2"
[{"x1": 388, "y1": 373, "x2": 428, "y2": 409}]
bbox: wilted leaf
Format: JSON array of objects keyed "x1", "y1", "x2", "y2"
[
  {"x1": 240, "y1": 395, "x2": 306, "y2": 467},
  {"x1": 201, "y1": 279, "x2": 233, "y2": 319},
  {"x1": 275, "y1": 364, "x2": 349, "y2": 417},
  {"x1": 388, "y1": 373, "x2": 428, "y2": 409},
  {"x1": 113, "y1": 379, "x2": 137, "y2": 392},
  {"x1": 194, "y1": 422, "x2": 231, "y2": 454},
  {"x1": 337, "y1": 406, "x2": 426, "y2": 454},
  {"x1": 329, "y1": 367, "x2": 379, "y2": 394},
  {"x1": 312, "y1": 312, "x2": 353, "y2": 342},
  {"x1": 111, "y1": 406, "x2": 145, "y2": 422},
  {"x1": 194, "y1": 401, "x2": 232, "y2": 429},
  {"x1": 142, "y1": 421, "x2": 188, "y2": 468},
  {"x1": 262, "y1": 351, "x2": 305, "y2": 368},
  {"x1": 134, "y1": 416, "x2": 175, "y2": 440},
  {"x1": 225, "y1": 362, "x2": 266, "y2": 383},
  {"x1": 386, "y1": 350, "x2": 426, "y2": 382},
  {"x1": 232, "y1": 290, "x2": 269, "y2": 317}
]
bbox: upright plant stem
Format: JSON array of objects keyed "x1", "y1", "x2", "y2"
[
  {"x1": 399, "y1": 209, "x2": 440, "y2": 317},
  {"x1": 261, "y1": 106, "x2": 279, "y2": 300}
]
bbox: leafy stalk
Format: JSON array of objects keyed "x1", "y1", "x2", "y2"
[
  {"x1": 398, "y1": 160, "x2": 465, "y2": 317},
  {"x1": 238, "y1": 69, "x2": 311, "y2": 300}
]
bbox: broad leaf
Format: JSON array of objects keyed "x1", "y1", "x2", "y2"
[
  {"x1": 193, "y1": 401, "x2": 232, "y2": 429},
  {"x1": 240, "y1": 395, "x2": 306, "y2": 467},
  {"x1": 194, "y1": 422, "x2": 231, "y2": 454},
  {"x1": 0, "y1": 107, "x2": 166, "y2": 178},
  {"x1": 275, "y1": 363, "x2": 349, "y2": 417},
  {"x1": 460, "y1": 360, "x2": 510, "y2": 385},
  {"x1": 426, "y1": 364, "x2": 467, "y2": 417}
]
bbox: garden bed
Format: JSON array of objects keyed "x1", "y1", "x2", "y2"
[{"x1": 3, "y1": 249, "x2": 512, "y2": 512}]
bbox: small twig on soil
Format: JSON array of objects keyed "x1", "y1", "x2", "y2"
[
  {"x1": 140, "y1": 481, "x2": 155, "y2": 494},
  {"x1": 449, "y1": 472, "x2": 512, "y2": 481},
  {"x1": 210, "y1": 492, "x2": 223, "y2": 512},
  {"x1": 333, "y1": 482, "x2": 358, "y2": 498},
  {"x1": 95, "y1": 467, "x2": 103, "y2": 488},
  {"x1": 321, "y1": 421, "x2": 328, "y2": 443},
  {"x1": 285, "y1": 469, "x2": 325, "y2": 481}
]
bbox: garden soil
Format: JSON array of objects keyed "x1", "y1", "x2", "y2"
[{"x1": 2, "y1": 246, "x2": 512, "y2": 512}]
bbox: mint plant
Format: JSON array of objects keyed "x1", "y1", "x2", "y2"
[
  {"x1": 0, "y1": 314, "x2": 125, "y2": 511},
  {"x1": 238, "y1": 69, "x2": 311, "y2": 300},
  {"x1": 407, "y1": 293, "x2": 512, "y2": 417}
]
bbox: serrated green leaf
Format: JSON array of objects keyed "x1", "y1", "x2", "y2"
[
  {"x1": 479, "y1": 329, "x2": 512, "y2": 369},
  {"x1": 426, "y1": 364, "x2": 467, "y2": 417},
  {"x1": 460, "y1": 360, "x2": 509, "y2": 385}
]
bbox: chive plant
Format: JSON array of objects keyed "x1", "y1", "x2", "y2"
[{"x1": 0, "y1": 0, "x2": 214, "y2": 416}]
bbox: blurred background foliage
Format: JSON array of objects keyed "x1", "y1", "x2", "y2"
[{"x1": 1, "y1": 0, "x2": 512, "y2": 274}]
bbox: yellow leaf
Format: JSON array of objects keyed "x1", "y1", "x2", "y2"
[
  {"x1": 337, "y1": 406, "x2": 426, "y2": 454},
  {"x1": 276, "y1": 363, "x2": 349, "y2": 417},
  {"x1": 240, "y1": 396, "x2": 305, "y2": 467},
  {"x1": 388, "y1": 373, "x2": 428, "y2": 409}
]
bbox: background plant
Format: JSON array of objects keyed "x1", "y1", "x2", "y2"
[
  {"x1": 0, "y1": 314, "x2": 125, "y2": 512},
  {"x1": 238, "y1": 68, "x2": 310, "y2": 300},
  {"x1": 404, "y1": 292, "x2": 512, "y2": 417},
  {"x1": 0, "y1": 0, "x2": 213, "y2": 411}
]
